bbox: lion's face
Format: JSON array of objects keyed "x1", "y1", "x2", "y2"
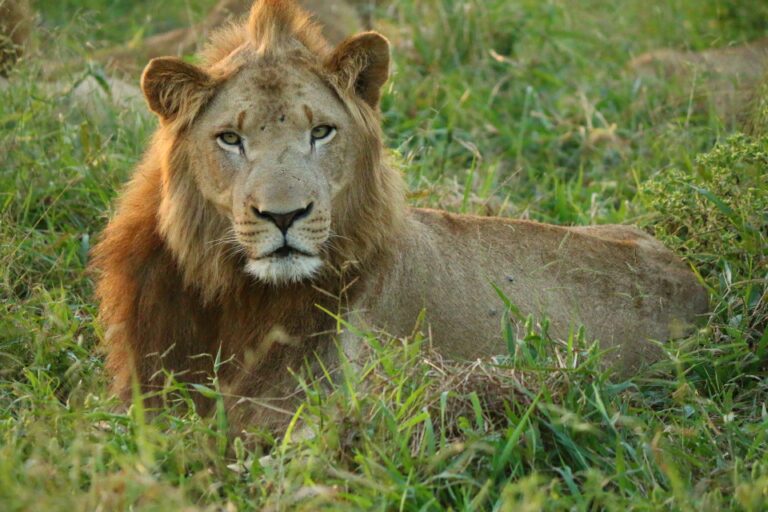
[
  {"x1": 140, "y1": 1, "x2": 391, "y2": 288},
  {"x1": 187, "y1": 60, "x2": 356, "y2": 283}
]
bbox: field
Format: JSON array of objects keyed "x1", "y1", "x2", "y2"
[{"x1": 1, "y1": 0, "x2": 767, "y2": 510}]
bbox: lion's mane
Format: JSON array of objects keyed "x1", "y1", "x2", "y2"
[{"x1": 91, "y1": 0, "x2": 404, "y2": 426}]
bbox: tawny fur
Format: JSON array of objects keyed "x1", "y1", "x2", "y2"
[{"x1": 93, "y1": 0, "x2": 708, "y2": 433}]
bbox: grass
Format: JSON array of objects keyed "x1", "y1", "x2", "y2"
[{"x1": 1, "y1": 0, "x2": 767, "y2": 509}]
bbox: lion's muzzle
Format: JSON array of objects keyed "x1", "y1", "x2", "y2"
[{"x1": 237, "y1": 195, "x2": 328, "y2": 284}]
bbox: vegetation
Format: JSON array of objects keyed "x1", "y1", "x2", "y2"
[{"x1": 1, "y1": 0, "x2": 766, "y2": 509}]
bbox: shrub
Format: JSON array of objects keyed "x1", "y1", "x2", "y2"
[{"x1": 642, "y1": 134, "x2": 767, "y2": 369}]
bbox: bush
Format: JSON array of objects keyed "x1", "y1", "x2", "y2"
[{"x1": 642, "y1": 134, "x2": 767, "y2": 367}]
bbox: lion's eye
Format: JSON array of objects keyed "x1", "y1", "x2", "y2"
[
  {"x1": 310, "y1": 125, "x2": 335, "y2": 142},
  {"x1": 218, "y1": 132, "x2": 242, "y2": 146}
]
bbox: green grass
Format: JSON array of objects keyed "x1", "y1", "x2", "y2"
[{"x1": 1, "y1": 0, "x2": 767, "y2": 509}]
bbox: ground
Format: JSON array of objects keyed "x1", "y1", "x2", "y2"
[{"x1": 1, "y1": 0, "x2": 767, "y2": 510}]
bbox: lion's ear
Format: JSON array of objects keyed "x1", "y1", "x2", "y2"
[
  {"x1": 141, "y1": 57, "x2": 215, "y2": 123},
  {"x1": 326, "y1": 31, "x2": 390, "y2": 109}
]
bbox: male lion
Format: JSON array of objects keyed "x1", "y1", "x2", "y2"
[{"x1": 93, "y1": 0, "x2": 708, "y2": 431}]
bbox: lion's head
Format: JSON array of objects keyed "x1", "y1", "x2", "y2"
[{"x1": 139, "y1": 0, "x2": 403, "y2": 292}]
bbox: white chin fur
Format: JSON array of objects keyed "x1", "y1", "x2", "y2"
[{"x1": 245, "y1": 255, "x2": 323, "y2": 284}]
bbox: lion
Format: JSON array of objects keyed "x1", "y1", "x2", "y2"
[{"x1": 92, "y1": 0, "x2": 708, "y2": 432}]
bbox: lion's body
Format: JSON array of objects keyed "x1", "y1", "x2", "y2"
[
  {"x1": 95, "y1": 162, "x2": 708, "y2": 429},
  {"x1": 362, "y1": 210, "x2": 707, "y2": 372},
  {"x1": 93, "y1": 0, "x2": 708, "y2": 432}
]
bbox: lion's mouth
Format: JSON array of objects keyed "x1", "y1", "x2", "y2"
[
  {"x1": 245, "y1": 244, "x2": 323, "y2": 283},
  {"x1": 265, "y1": 244, "x2": 314, "y2": 259}
]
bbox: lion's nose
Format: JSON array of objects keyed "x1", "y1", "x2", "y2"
[{"x1": 252, "y1": 202, "x2": 314, "y2": 234}]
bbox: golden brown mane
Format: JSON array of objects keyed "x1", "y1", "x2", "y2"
[
  {"x1": 92, "y1": 0, "x2": 404, "y2": 425},
  {"x1": 200, "y1": 0, "x2": 329, "y2": 65}
]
